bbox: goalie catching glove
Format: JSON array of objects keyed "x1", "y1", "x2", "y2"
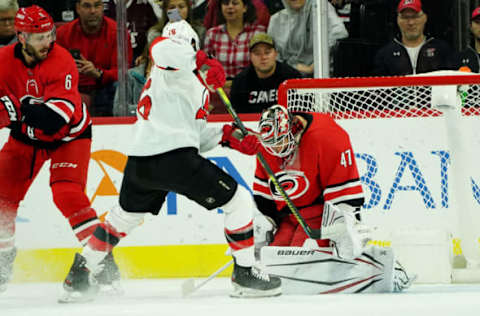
[
  {"x1": 321, "y1": 202, "x2": 372, "y2": 260},
  {"x1": 220, "y1": 124, "x2": 259, "y2": 155},
  {"x1": 0, "y1": 93, "x2": 20, "y2": 129},
  {"x1": 196, "y1": 50, "x2": 226, "y2": 91}
]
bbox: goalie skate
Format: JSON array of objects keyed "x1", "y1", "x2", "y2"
[
  {"x1": 58, "y1": 253, "x2": 99, "y2": 303},
  {"x1": 230, "y1": 262, "x2": 281, "y2": 298}
]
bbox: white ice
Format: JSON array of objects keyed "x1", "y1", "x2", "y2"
[{"x1": 2, "y1": 279, "x2": 480, "y2": 316}]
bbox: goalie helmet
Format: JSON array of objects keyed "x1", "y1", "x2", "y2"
[
  {"x1": 14, "y1": 5, "x2": 54, "y2": 34},
  {"x1": 162, "y1": 20, "x2": 200, "y2": 51},
  {"x1": 258, "y1": 105, "x2": 296, "y2": 158}
]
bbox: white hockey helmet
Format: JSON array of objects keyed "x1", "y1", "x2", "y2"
[
  {"x1": 258, "y1": 105, "x2": 296, "y2": 158},
  {"x1": 162, "y1": 20, "x2": 200, "y2": 51}
]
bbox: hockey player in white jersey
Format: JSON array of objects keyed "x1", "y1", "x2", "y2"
[{"x1": 59, "y1": 20, "x2": 280, "y2": 302}]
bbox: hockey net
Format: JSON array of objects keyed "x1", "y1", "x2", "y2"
[
  {"x1": 278, "y1": 71, "x2": 480, "y2": 283},
  {"x1": 278, "y1": 72, "x2": 480, "y2": 119}
]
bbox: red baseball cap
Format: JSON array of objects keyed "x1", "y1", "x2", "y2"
[
  {"x1": 397, "y1": 0, "x2": 422, "y2": 13},
  {"x1": 472, "y1": 6, "x2": 480, "y2": 20}
]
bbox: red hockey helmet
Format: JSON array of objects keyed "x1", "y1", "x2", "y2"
[{"x1": 14, "y1": 5, "x2": 54, "y2": 34}]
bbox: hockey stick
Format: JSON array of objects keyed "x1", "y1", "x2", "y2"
[
  {"x1": 216, "y1": 88, "x2": 321, "y2": 239},
  {"x1": 181, "y1": 259, "x2": 234, "y2": 297}
]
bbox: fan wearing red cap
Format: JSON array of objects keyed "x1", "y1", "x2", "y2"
[
  {"x1": 456, "y1": 6, "x2": 480, "y2": 73},
  {"x1": 14, "y1": 5, "x2": 55, "y2": 62},
  {"x1": 373, "y1": 0, "x2": 453, "y2": 76}
]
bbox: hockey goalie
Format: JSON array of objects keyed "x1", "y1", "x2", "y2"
[{"x1": 252, "y1": 105, "x2": 416, "y2": 294}]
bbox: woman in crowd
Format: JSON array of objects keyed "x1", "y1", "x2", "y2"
[{"x1": 203, "y1": 0, "x2": 265, "y2": 86}]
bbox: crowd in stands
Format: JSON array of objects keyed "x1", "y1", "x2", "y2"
[{"x1": 1, "y1": 0, "x2": 478, "y2": 116}]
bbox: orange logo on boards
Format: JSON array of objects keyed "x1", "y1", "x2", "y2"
[{"x1": 89, "y1": 150, "x2": 128, "y2": 204}]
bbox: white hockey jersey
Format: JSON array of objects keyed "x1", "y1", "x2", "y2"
[{"x1": 128, "y1": 37, "x2": 222, "y2": 156}]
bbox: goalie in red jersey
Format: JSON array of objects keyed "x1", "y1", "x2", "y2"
[
  {"x1": 0, "y1": 5, "x2": 119, "y2": 294},
  {"x1": 253, "y1": 105, "x2": 416, "y2": 294}
]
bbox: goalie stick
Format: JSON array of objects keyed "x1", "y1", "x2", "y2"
[
  {"x1": 181, "y1": 259, "x2": 234, "y2": 297},
  {"x1": 216, "y1": 88, "x2": 322, "y2": 240}
]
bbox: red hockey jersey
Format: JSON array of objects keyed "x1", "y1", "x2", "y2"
[
  {"x1": 0, "y1": 43, "x2": 91, "y2": 147},
  {"x1": 253, "y1": 112, "x2": 364, "y2": 217}
]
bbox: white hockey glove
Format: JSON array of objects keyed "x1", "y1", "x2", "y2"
[{"x1": 321, "y1": 202, "x2": 371, "y2": 260}]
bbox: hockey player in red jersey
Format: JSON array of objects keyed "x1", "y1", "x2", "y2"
[
  {"x1": 61, "y1": 20, "x2": 281, "y2": 302},
  {"x1": 253, "y1": 105, "x2": 415, "y2": 293},
  {"x1": 0, "y1": 6, "x2": 119, "y2": 293},
  {"x1": 254, "y1": 104, "x2": 364, "y2": 248}
]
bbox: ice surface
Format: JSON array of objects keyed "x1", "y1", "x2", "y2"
[{"x1": 2, "y1": 278, "x2": 480, "y2": 316}]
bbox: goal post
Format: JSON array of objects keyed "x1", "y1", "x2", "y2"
[{"x1": 278, "y1": 71, "x2": 480, "y2": 283}]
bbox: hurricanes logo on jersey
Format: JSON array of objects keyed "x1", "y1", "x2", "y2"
[
  {"x1": 26, "y1": 79, "x2": 39, "y2": 95},
  {"x1": 269, "y1": 170, "x2": 309, "y2": 200}
]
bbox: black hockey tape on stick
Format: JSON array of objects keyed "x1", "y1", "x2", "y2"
[{"x1": 216, "y1": 88, "x2": 322, "y2": 240}]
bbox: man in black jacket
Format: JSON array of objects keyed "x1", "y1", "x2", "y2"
[
  {"x1": 373, "y1": 0, "x2": 452, "y2": 76},
  {"x1": 456, "y1": 6, "x2": 480, "y2": 73},
  {"x1": 230, "y1": 33, "x2": 302, "y2": 114}
]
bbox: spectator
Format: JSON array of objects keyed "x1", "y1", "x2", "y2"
[
  {"x1": 456, "y1": 6, "x2": 480, "y2": 72},
  {"x1": 147, "y1": 0, "x2": 205, "y2": 48},
  {"x1": 0, "y1": 0, "x2": 17, "y2": 47},
  {"x1": 203, "y1": 0, "x2": 269, "y2": 30},
  {"x1": 268, "y1": 0, "x2": 348, "y2": 76},
  {"x1": 230, "y1": 32, "x2": 302, "y2": 113},
  {"x1": 204, "y1": 0, "x2": 265, "y2": 83},
  {"x1": 373, "y1": 0, "x2": 452, "y2": 76},
  {"x1": 56, "y1": 0, "x2": 133, "y2": 117},
  {"x1": 113, "y1": 43, "x2": 152, "y2": 116},
  {"x1": 103, "y1": 0, "x2": 158, "y2": 60}
]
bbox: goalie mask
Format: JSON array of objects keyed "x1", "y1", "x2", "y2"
[
  {"x1": 162, "y1": 20, "x2": 200, "y2": 51},
  {"x1": 258, "y1": 105, "x2": 296, "y2": 158}
]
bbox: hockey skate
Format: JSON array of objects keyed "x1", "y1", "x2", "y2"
[
  {"x1": 58, "y1": 253, "x2": 99, "y2": 303},
  {"x1": 95, "y1": 252, "x2": 123, "y2": 295},
  {"x1": 393, "y1": 260, "x2": 417, "y2": 292},
  {"x1": 230, "y1": 261, "x2": 282, "y2": 298},
  {"x1": 0, "y1": 247, "x2": 16, "y2": 293}
]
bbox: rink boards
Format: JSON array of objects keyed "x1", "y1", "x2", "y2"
[{"x1": 7, "y1": 113, "x2": 480, "y2": 282}]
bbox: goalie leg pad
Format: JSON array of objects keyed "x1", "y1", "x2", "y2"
[{"x1": 260, "y1": 245, "x2": 396, "y2": 294}]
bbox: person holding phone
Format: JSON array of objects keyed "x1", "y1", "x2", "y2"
[{"x1": 56, "y1": 0, "x2": 133, "y2": 117}]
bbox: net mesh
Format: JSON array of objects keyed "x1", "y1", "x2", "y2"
[{"x1": 284, "y1": 80, "x2": 480, "y2": 119}]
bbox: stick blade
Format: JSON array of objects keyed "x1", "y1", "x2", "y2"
[{"x1": 181, "y1": 278, "x2": 196, "y2": 297}]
